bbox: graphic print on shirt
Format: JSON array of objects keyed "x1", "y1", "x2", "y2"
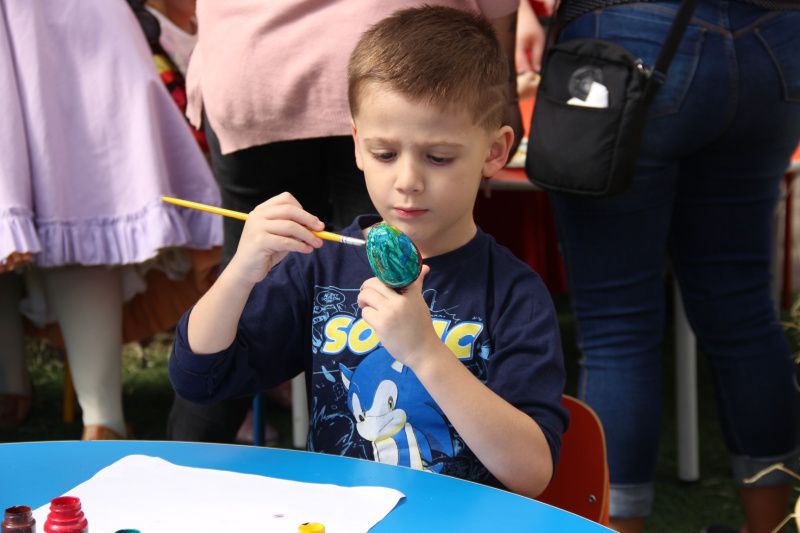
[
  {"x1": 339, "y1": 346, "x2": 452, "y2": 471},
  {"x1": 309, "y1": 284, "x2": 492, "y2": 475}
]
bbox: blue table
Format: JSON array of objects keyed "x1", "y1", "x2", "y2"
[{"x1": 0, "y1": 441, "x2": 609, "y2": 532}]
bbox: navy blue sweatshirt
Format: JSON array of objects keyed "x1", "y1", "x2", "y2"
[{"x1": 170, "y1": 215, "x2": 568, "y2": 489}]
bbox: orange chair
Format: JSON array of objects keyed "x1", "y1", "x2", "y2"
[{"x1": 537, "y1": 395, "x2": 610, "y2": 526}]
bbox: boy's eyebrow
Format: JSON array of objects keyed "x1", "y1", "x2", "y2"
[{"x1": 363, "y1": 137, "x2": 465, "y2": 148}]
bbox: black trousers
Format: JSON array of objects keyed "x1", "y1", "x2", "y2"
[{"x1": 167, "y1": 117, "x2": 375, "y2": 443}]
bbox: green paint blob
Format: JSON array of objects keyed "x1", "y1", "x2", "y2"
[{"x1": 366, "y1": 223, "x2": 421, "y2": 288}]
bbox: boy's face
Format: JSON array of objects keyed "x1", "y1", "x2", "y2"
[{"x1": 352, "y1": 84, "x2": 512, "y2": 258}]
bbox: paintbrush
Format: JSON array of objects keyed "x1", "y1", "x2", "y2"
[{"x1": 161, "y1": 196, "x2": 366, "y2": 246}]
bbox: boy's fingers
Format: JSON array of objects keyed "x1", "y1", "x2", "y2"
[
  {"x1": 253, "y1": 197, "x2": 325, "y2": 231},
  {"x1": 262, "y1": 191, "x2": 301, "y2": 208},
  {"x1": 261, "y1": 219, "x2": 323, "y2": 248},
  {"x1": 407, "y1": 264, "x2": 429, "y2": 292},
  {"x1": 360, "y1": 277, "x2": 392, "y2": 300},
  {"x1": 270, "y1": 237, "x2": 314, "y2": 255},
  {"x1": 357, "y1": 286, "x2": 388, "y2": 312},
  {"x1": 414, "y1": 264, "x2": 430, "y2": 283},
  {"x1": 252, "y1": 203, "x2": 325, "y2": 234}
]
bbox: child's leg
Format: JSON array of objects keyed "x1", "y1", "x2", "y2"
[
  {"x1": 42, "y1": 266, "x2": 125, "y2": 436},
  {"x1": 0, "y1": 272, "x2": 28, "y2": 396}
]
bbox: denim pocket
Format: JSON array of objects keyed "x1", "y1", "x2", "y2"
[
  {"x1": 755, "y1": 12, "x2": 800, "y2": 103},
  {"x1": 591, "y1": 5, "x2": 705, "y2": 118}
]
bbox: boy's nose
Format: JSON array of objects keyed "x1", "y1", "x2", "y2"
[{"x1": 394, "y1": 159, "x2": 424, "y2": 194}]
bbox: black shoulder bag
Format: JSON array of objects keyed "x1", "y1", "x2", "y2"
[{"x1": 525, "y1": 0, "x2": 700, "y2": 197}]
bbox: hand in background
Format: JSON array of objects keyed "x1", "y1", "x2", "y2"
[{"x1": 515, "y1": 0, "x2": 546, "y2": 77}]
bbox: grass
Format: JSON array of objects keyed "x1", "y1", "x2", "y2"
[{"x1": 2, "y1": 295, "x2": 795, "y2": 532}]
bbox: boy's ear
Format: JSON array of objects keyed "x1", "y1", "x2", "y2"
[
  {"x1": 481, "y1": 125, "x2": 514, "y2": 178},
  {"x1": 351, "y1": 122, "x2": 365, "y2": 171}
]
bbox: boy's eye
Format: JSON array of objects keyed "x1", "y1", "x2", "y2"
[
  {"x1": 371, "y1": 151, "x2": 396, "y2": 162},
  {"x1": 427, "y1": 155, "x2": 453, "y2": 165}
]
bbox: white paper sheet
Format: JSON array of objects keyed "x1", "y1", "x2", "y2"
[{"x1": 32, "y1": 455, "x2": 405, "y2": 533}]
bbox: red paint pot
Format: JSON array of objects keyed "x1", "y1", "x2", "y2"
[{"x1": 44, "y1": 496, "x2": 88, "y2": 533}]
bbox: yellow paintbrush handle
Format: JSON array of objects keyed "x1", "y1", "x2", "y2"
[
  {"x1": 161, "y1": 196, "x2": 365, "y2": 246},
  {"x1": 162, "y1": 196, "x2": 248, "y2": 221}
]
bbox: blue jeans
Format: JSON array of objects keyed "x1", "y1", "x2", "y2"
[{"x1": 550, "y1": 0, "x2": 800, "y2": 518}]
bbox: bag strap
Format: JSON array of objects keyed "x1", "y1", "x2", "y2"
[
  {"x1": 646, "y1": 0, "x2": 702, "y2": 98},
  {"x1": 543, "y1": 0, "x2": 701, "y2": 92}
]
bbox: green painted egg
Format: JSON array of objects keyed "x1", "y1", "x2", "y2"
[{"x1": 365, "y1": 223, "x2": 422, "y2": 289}]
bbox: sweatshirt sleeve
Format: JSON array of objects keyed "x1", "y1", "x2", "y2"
[
  {"x1": 169, "y1": 255, "x2": 310, "y2": 404},
  {"x1": 486, "y1": 270, "x2": 569, "y2": 470}
]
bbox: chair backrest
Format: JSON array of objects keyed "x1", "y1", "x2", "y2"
[{"x1": 536, "y1": 395, "x2": 610, "y2": 526}]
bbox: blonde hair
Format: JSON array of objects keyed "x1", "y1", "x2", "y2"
[{"x1": 348, "y1": 5, "x2": 509, "y2": 130}]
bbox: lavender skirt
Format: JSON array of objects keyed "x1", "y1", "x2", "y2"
[{"x1": 0, "y1": 0, "x2": 221, "y2": 270}]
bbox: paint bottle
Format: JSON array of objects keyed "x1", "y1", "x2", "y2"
[
  {"x1": 43, "y1": 497, "x2": 87, "y2": 533},
  {"x1": 2, "y1": 505, "x2": 36, "y2": 533}
]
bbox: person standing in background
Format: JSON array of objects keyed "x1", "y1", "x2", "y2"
[
  {"x1": 130, "y1": 0, "x2": 207, "y2": 153},
  {"x1": 0, "y1": 0, "x2": 221, "y2": 438},
  {"x1": 520, "y1": 1, "x2": 800, "y2": 531},
  {"x1": 166, "y1": 0, "x2": 524, "y2": 444}
]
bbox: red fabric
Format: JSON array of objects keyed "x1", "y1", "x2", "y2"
[
  {"x1": 530, "y1": 0, "x2": 553, "y2": 17},
  {"x1": 474, "y1": 96, "x2": 568, "y2": 294},
  {"x1": 474, "y1": 190, "x2": 567, "y2": 294}
]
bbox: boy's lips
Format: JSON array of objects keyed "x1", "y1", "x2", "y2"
[{"x1": 392, "y1": 207, "x2": 428, "y2": 219}]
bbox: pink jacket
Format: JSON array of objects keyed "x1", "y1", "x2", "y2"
[{"x1": 186, "y1": 0, "x2": 518, "y2": 154}]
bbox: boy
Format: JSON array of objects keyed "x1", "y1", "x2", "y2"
[{"x1": 170, "y1": 5, "x2": 567, "y2": 498}]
